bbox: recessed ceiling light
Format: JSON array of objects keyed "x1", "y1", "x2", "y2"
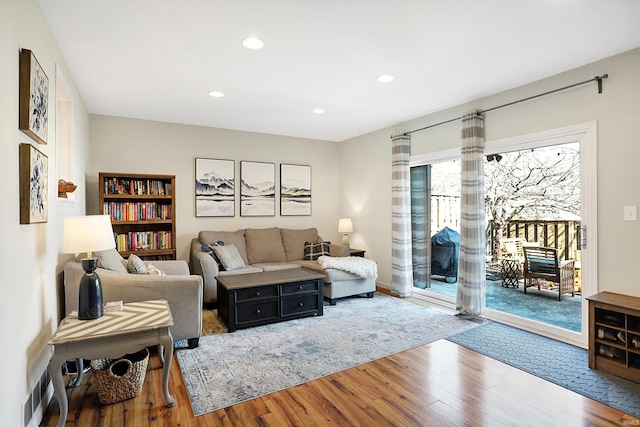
[
  {"x1": 377, "y1": 74, "x2": 395, "y2": 83},
  {"x1": 242, "y1": 37, "x2": 264, "y2": 50},
  {"x1": 312, "y1": 108, "x2": 325, "y2": 114},
  {"x1": 208, "y1": 91, "x2": 224, "y2": 98}
]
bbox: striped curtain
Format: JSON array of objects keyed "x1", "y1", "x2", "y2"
[
  {"x1": 456, "y1": 110, "x2": 486, "y2": 316},
  {"x1": 391, "y1": 134, "x2": 413, "y2": 297}
]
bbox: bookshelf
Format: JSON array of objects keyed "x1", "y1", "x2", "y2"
[
  {"x1": 587, "y1": 292, "x2": 640, "y2": 383},
  {"x1": 99, "y1": 172, "x2": 176, "y2": 260}
]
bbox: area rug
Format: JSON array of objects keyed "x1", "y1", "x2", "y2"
[
  {"x1": 447, "y1": 321, "x2": 640, "y2": 418},
  {"x1": 176, "y1": 293, "x2": 480, "y2": 416}
]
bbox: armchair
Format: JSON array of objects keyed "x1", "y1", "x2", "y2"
[
  {"x1": 64, "y1": 259, "x2": 203, "y2": 347},
  {"x1": 522, "y1": 246, "x2": 575, "y2": 301}
]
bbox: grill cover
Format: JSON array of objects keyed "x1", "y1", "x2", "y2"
[{"x1": 431, "y1": 227, "x2": 460, "y2": 282}]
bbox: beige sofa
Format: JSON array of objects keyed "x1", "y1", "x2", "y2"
[
  {"x1": 64, "y1": 252, "x2": 203, "y2": 348},
  {"x1": 190, "y1": 227, "x2": 376, "y2": 305}
]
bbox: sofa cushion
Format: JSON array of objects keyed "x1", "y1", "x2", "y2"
[
  {"x1": 281, "y1": 228, "x2": 319, "y2": 261},
  {"x1": 127, "y1": 254, "x2": 148, "y2": 274},
  {"x1": 213, "y1": 244, "x2": 246, "y2": 271},
  {"x1": 95, "y1": 248, "x2": 128, "y2": 273},
  {"x1": 252, "y1": 262, "x2": 302, "y2": 272},
  {"x1": 245, "y1": 227, "x2": 286, "y2": 264},
  {"x1": 218, "y1": 265, "x2": 263, "y2": 276},
  {"x1": 199, "y1": 230, "x2": 249, "y2": 264},
  {"x1": 303, "y1": 241, "x2": 331, "y2": 260}
]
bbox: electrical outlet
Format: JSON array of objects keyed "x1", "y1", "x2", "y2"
[{"x1": 624, "y1": 206, "x2": 637, "y2": 222}]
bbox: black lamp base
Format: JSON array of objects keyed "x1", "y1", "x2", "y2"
[{"x1": 78, "y1": 258, "x2": 104, "y2": 320}]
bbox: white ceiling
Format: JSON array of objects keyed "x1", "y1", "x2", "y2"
[{"x1": 39, "y1": 0, "x2": 640, "y2": 142}]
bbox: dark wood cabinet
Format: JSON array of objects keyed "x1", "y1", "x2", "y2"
[
  {"x1": 217, "y1": 270, "x2": 324, "y2": 332},
  {"x1": 587, "y1": 291, "x2": 640, "y2": 383}
]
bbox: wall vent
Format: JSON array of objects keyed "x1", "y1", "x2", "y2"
[{"x1": 22, "y1": 368, "x2": 53, "y2": 427}]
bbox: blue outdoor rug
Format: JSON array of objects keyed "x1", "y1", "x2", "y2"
[{"x1": 447, "y1": 321, "x2": 640, "y2": 418}]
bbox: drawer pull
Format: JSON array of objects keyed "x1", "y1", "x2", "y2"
[
  {"x1": 298, "y1": 302, "x2": 304, "y2": 307},
  {"x1": 256, "y1": 291, "x2": 261, "y2": 296},
  {"x1": 256, "y1": 308, "x2": 261, "y2": 314},
  {"x1": 298, "y1": 286, "x2": 303, "y2": 290}
]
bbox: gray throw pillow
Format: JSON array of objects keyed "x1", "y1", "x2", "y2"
[
  {"x1": 127, "y1": 254, "x2": 148, "y2": 274},
  {"x1": 213, "y1": 244, "x2": 246, "y2": 271},
  {"x1": 95, "y1": 248, "x2": 128, "y2": 273}
]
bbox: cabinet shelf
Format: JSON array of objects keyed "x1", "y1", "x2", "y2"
[
  {"x1": 99, "y1": 172, "x2": 176, "y2": 260},
  {"x1": 587, "y1": 292, "x2": 640, "y2": 383}
]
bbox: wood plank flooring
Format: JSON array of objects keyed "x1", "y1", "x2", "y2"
[{"x1": 41, "y1": 339, "x2": 636, "y2": 427}]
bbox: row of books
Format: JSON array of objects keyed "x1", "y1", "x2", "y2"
[
  {"x1": 104, "y1": 202, "x2": 172, "y2": 222},
  {"x1": 114, "y1": 231, "x2": 173, "y2": 252},
  {"x1": 103, "y1": 177, "x2": 172, "y2": 196}
]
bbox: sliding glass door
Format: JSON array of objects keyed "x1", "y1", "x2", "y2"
[{"x1": 410, "y1": 123, "x2": 597, "y2": 347}]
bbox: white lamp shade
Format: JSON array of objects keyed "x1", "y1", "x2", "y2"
[
  {"x1": 63, "y1": 215, "x2": 116, "y2": 254},
  {"x1": 338, "y1": 218, "x2": 354, "y2": 233}
]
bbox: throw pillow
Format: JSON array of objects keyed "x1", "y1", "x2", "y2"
[
  {"x1": 202, "y1": 242, "x2": 226, "y2": 271},
  {"x1": 95, "y1": 248, "x2": 128, "y2": 273},
  {"x1": 213, "y1": 244, "x2": 246, "y2": 271},
  {"x1": 303, "y1": 241, "x2": 331, "y2": 260},
  {"x1": 127, "y1": 254, "x2": 148, "y2": 274},
  {"x1": 147, "y1": 263, "x2": 165, "y2": 275}
]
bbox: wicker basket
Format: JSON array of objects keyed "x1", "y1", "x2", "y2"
[{"x1": 90, "y1": 348, "x2": 149, "y2": 405}]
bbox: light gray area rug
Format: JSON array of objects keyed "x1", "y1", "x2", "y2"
[{"x1": 176, "y1": 293, "x2": 479, "y2": 416}]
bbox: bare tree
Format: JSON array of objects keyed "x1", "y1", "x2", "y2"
[{"x1": 485, "y1": 143, "x2": 580, "y2": 262}]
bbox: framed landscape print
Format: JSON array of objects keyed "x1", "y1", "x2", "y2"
[
  {"x1": 195, "y1": 158, "x2": 235, "y2": 217},
  {"x1": 280, "y1": 164, "x2": 311, "y2": 216},
  {"x1": 20, "y1": 143, "x2": 48, "y2": 224},
  {"x1": 19, "y1": 49, "x2": 49, "y2": 145},
  {"x1": 240, "y1": 161, "x2": 275, "y2": 216}
]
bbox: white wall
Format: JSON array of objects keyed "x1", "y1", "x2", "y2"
[
  {"x1": 88, "y1": 115, "x2": 343, "y2": 260},
  {"x1": 0, "y1": 1, "x2": 90, "y2": 426},
  {"x1": 342, "y1": 48, "x2": 640, "y2": 298}
]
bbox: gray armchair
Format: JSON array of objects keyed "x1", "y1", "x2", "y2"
[{"x1": 64, "y1": 259, "x2": 203, "y2": 347}]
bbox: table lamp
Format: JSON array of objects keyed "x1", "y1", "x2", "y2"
[
  {"x1": 338, "y1": 218, "x2": 353, "y2": 247},
  {"x1": 63, "y1": 215, "x2": 115, "y2": 320}
]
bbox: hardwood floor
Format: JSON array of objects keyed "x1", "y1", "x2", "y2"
[{"x1": 41, "y1": 339, "x2": 635, "y2": 427}]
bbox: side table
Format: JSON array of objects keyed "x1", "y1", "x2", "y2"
[
  {"x1": 48, "y1": 300, "x2": 176, "y2": 427},
  {"x1": 501, "y1": 258, "x2": 521, "y2": 288},
  {"x1": 350, "y1": 248, "x2": 366, "y2": 257}
]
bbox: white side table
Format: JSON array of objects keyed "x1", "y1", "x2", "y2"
[{"x1": 48, "y1": 299, "x2": 176, "y2": 427}]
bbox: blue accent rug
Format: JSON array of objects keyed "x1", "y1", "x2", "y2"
[{"x1": 447, "y1": 321, "x2": 640, "y2": 418}]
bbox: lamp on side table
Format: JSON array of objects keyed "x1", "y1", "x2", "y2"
[{"x1": 62, "y1": 215, "x2": 116, "y2": 320}]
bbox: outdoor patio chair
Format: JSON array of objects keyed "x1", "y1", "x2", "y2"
[{"x1": 522, "y1": 246, "x2": 575, "y2": 301}]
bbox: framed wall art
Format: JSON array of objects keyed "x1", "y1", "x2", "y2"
[
  {"x1": 240, "y1": 161, "x2": 275, "y2": 216},
  {"x1": 19, "y1": 49, "x2": 49, "y2": 145},
  {"x1": 20, "y1": 143, "x2": 48, "y2": 224},
  {"x1": 195, "y1": 158, "x2": 235, "y2": 217},
  {"x1": 280, "y1": 164, "x2": 311, "y2": 216}
]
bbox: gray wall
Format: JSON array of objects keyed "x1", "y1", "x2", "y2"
[{"x1": 88, "y1": 115, "x2": 344, "y2": 260}]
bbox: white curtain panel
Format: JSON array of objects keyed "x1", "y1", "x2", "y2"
[
  {"x1": 391, "y1": 134, "x2": 414, "y2": 297},
  {"x1": 456, "y1": 110, "x2": 486, "y2": 316}
]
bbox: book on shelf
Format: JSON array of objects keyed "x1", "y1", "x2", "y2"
[
  {"x1": 103, "y1": 177, "x2": 172, "y2": 196},
  {"x1": 103, "y1": 201, "x2": 172, "y2": 221},
  {"x1": 114, "y1": 231, "x2": 172, "y2": 252}
]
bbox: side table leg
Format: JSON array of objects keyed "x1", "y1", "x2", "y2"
[
  {"x1": 49, "y1": 355, "x2": 68, "y2": 427},
  {"x1": 159, "y1": 332, "x2": 176, "y2": 407}
]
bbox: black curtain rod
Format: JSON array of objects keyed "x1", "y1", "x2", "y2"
[{"x1": 394, "y1": 74, "x2": 608, "y2": 138}]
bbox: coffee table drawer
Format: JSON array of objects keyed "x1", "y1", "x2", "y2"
[
  {"x1": 282, "y1": 294, "x2": 320, "y2": 317},
  {"x1": 235, "y1": 285, "x2": 278, "y2": 302},
  {"x1": 282, "y1": 280, "x2": 320, "y2": 295},
  {"x1": 236, "y1": 300, "x2": 279, "y2": 325}
]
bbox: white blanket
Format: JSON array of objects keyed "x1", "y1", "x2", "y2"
[{"x1": 317, "y1": 256, "x2": 378, "y2": 279}]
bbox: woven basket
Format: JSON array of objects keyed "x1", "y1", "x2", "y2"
[{"x1": 90, "y1": 348, "x2": 149, "y2": 405}]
